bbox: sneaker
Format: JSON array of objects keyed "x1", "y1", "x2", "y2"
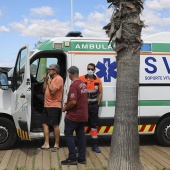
[
  {"x1": 92, "y1": 145, "x2": 101, "y2": 153},
  {"x1": 61, "y1": 158, "x2": 78, "y2": 165},
  {"x1": 78, "y1": 158, "x2": 86, "y2": 164},
  {"x1": 75, "y1": 147, "x2": 79, "y2": 153}
]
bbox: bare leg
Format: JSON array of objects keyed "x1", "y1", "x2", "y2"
[
  {"x1": 53, "y1": 125, "x2": 60, "y2": 147},
  {"x1": 42, "y1": 123, "x2": 50, "y2": 148}
]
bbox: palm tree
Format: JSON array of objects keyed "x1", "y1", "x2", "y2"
[{"x1": 103, "y1": 0, "x2": 145, "y2": 169}]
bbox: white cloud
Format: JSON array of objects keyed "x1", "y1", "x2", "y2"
[
  {"x1": 0, "y1": 26, "x2": 9, "y2": 32},
  {"x1": 10, "y1": 19, "x2": 70, "y2": 38},
  {"x1": 145, "y1": 0, "x2": 170, "y2": 10},
  {"x1": 74, "y1": 6, "x2": 112, "y2": 37},
  {"x1": 8, "y1": 2, "x2": 170, "y2": 39},
  {"x1": 9, "y1": 5, "x2": 111, "y2": 39},
  {"x1": 74, "y1": 12, "x2": 83, "y2": 20},
  {"x1": 141, "y1": 0, "x2": 170, "y2": 35},
  {"x1": 30, "y1": 6, "x2": 54, "y2": 17}
]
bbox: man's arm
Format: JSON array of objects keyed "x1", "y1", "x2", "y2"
[
  {"x1": 98, "y1": 79, "x2": 103, "y2": 106},
  {"x1": 47, "y1": 78, "x2": 62, "y2": 94},
  {"x1": 98, "y1": 87, "x2": 103, "y2": 106},
  {"x1": 43, "y1": 76, "x2": 48, "y2": 91},
  {"x1": 47, "y1": 78, "x2": 57, "y2": 94},
  {"x1": 62, "y1": 100, "x2": 77, "y2": 112}
]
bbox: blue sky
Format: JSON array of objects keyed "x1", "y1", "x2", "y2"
[{"x1": 0, "y1": 0, "x2": 170, "y2": 67}]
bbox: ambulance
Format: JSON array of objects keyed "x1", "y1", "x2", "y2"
[{"x1": 0, "y1": 32, "x2": 170, "y2": 150}]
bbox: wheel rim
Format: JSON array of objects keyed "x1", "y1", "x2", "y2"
[
  {"x1": 0, "y1": 126, "x2": 8, "y2": 143},
  {"x1": 165, "y1": 124, "x2": 170, "y2": 139}
]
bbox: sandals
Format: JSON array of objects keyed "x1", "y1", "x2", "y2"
[
  {"x1": 50, "y1": 146, "x2": 60, "y2": 152},
  {"x1": 40, "y1": 146, "x2": 50, "y2": 150}
]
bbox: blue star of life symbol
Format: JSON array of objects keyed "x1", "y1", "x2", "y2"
[{"x1": 96, "y1": 58, "x2": 117, "y2": 82}]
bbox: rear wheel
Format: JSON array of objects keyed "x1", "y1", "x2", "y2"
[
  {"x1": 0, "y1": 118, "x2": 18, "y2": 150},
  {"x1": 156, "y1": 117, "x2": 170, "y2": 146}
]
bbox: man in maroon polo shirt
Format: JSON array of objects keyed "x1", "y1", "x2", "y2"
[{"x1": 61, "y1": 66, "x2": 88, "y2": 165}]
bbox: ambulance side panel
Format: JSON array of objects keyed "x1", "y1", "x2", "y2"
[
  {"x1": 139, "y1": 53, "x2": 170, "y2": 137},
  {"x1": 139, "y1": 53, "x2": 170, "y2": 117}
]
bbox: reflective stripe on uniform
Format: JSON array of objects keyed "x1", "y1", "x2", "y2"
[{"x1": 90, "y1": 128, "x2": 98, "y2": 138}]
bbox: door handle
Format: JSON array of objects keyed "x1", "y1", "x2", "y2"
[{"x1": 20, "y1": 94, "x2": 25, "y2": 98}]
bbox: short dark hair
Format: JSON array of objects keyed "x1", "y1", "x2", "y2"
[
  {"x1": 87, "y1": 63, "x2": 95, "y2": 69},
  {"x1": 68, "y1": 66, "x2": 79, "y2": 75}
]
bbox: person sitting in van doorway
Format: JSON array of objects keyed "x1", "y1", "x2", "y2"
[
  {"x1": 41, "y1": 64, "x2": 63, "y2": 151},
  {"x1": 61, "y1": 66, "x2": 88, "y2": 165},
  {"x1": 79, "y1": 63, "x2": 103, "y2": 153}
]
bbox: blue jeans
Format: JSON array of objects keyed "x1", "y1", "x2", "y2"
[{"x1": 64, "y1": 118, "x2": 86, "y2": 160}]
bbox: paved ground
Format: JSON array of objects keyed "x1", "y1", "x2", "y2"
[{"x1": 0, "y1": 135, "x2": 170, "y2": 170}]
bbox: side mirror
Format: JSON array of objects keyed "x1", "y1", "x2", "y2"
[{"x1": 0, "y1": 72, "x2": 9, "y2": 90}]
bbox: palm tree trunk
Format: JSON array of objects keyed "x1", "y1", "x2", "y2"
[
  {"x1": 104, "y1": 1, "x2": 145, "y2": 169},
  {"x1": 108, "y1": 49, "x2": 143, "y2": 170}
]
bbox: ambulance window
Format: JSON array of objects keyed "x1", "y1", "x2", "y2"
[
  {"x1": 16, "y1": 48, "x2": 26, "y2": 88},
  {"x1": 30, "y1": 59, "x2": 38, "y2": 77},
  {"x1": 30, "y1": 57, "x2": 58, "y2": 82}
]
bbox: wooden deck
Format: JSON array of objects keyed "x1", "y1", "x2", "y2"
[{"x1": 0, "y1": 135, "x2": 170, "y2": 170}]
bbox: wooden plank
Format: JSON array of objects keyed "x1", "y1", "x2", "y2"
[
  {"x1": 140, "y1": 149, "x2": 158, "y2": 170},
  {"x1": 95, "y1": 148, "x2": 108, "y2": 168},
  {"x1": 0, "y1": 150, "x2": 13, "y2": 170},
  {"x1": 86, "y1": 147, "x2": 102, "y2": 169},
  {"x1": 104, "y1": 146, "x2": 110, "y2": 154},
  {"x1": 59, "y1": 147, "x2": 69, "y2": 170},
  {"x1": 153, "y1": 145, "x2": 170, "y2": 157},
  {"x1": 145, "y1": 146, "x2": 170, "y2": 168},
  {"x1": 16, "y1": 140, "x2": 29, "y2": 168},
  {"x1": 100, "y1": 147, "x2": 109, "y2": 160},
  {"x1": 63, "y1": 147, "x2": 78, "y2": 170},
  {"x1": 34, "y1": 148, "x2": 43, "y2": 169},
  {"x1": 25, "y1": 140, "x2": 36, "y2": 169},
  {"x1": 42, "y1": 149, "x2": 51, "y2": 170},
  {"x1": 50, "y1": 150, "x2": 60, "y2": 169},
  {"x1": 77, "y1": 164, "x2": 86, "y2": 170},
  {"x1": 2, "y1": 135, "x2": 170, "y2": 170},
  {"x1": 34, "y1": 139, "x2": 43, "y2": 169},
  {"x1": 82, "y1": 147, "x2": 94, "y2": 169},
  {"x1": 140, "y1": 146, "x2": 164, "y2": 169},
  {"x1": 140, "y1": 156, "x2": 155, "y2": 170},
  {"x1": 6, "y1": 149, "x2": 21, "y2": 170},
  {"x1": 0, "y1": 150, "x2": 6, "y2": 163}
]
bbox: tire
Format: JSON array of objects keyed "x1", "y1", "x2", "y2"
[
  {"x1": 156, "y1": 117, "x2": 170, "y2": 146},
  {"x1": 0, "y1": 117, "x2": 18, "y2": 150}
]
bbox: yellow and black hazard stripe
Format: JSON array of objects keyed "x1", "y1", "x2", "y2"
[
  {"x1": 16, "y1": 129, "x2": 31, "y2": 140},
  {"x1": 84, "y1": 124, "x2": 156, "y2": 134}
]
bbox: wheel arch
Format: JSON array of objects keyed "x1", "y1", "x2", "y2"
[
  {"x1": 155, "y1": 112, "x2": 170, "y2": 134},
  {"x1": 0, "y1": 113, "x2": 18, "y2": 150},
  {"x1": 0, "y1": 112, "x2": 15, "y2": 124}
]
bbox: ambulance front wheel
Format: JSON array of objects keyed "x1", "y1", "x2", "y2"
[
  {"x1": 0, "y1": 118, "x2": 18, "y2": 150},
  {"x1": 156, "y1": 117, "x2": 170, "y2": 146}
]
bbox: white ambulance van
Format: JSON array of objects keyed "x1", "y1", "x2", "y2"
[{"x1": 0, "y1": 32, "x2": 170, "y2": 149}]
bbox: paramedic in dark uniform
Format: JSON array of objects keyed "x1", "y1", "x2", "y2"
[{"x1": 80, "y1": 63, "x2": 103, "y2": 153}]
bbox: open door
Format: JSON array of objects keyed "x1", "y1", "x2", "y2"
[{"x1": 11, "y1": 45, "x2": 31, "y2": 140}]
